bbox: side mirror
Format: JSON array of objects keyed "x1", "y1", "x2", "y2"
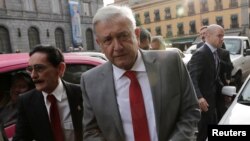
[
  {"x1": 244, "y1": 49, "x2": 250, "y2": 56},
  {"x1": 221, "y1": 86, "x2": 237, "y2": 97}
]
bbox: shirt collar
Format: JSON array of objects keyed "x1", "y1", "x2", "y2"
[
  {"x1": 205, "y1": 42, "x2": 217, "y2": 53},
  {"x1": 42, "y1": 79, "x2": 64, "y2": 102},
  {"x1": 113, "y1": 50, "x2": 146, "y2": 81}
]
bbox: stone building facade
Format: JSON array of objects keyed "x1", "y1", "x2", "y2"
[{"x1": 0, "y1": 0, "x2": 103, "y2": 53}]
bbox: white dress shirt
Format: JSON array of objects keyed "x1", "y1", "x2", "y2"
[
  {"x1": 42, "y1": 79, "x2": 75, "y2": 141},
  {"x1": 113, "y1": 51, "x2": 158, "y2": 141}
]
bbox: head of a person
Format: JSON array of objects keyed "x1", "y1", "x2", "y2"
[
  {"x1": 93, "y1": 5, "x2": 139, "y2": 70},
  {"x1": 205, "y1": 24, "x2": 224, "y2": 48},
  {"x1": 27, "y1": 44, "x2": 65, "y2": 94},
  {"x1": 199, "y1": 26, "x2": 208, "y2": 42},
  {"x1": 150, "y1": 36, "x2": 165, "y2": 50},
  {"x1": 139, "y1": 27, "x2": 151, "y2": 50},
  {"x1": 10, "y1": 72, "x2": 35, "y2": 103}
]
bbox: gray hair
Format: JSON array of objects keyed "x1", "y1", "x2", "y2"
[{"x1": 92, "y1": 5, "x2": 136, "y2": 32}]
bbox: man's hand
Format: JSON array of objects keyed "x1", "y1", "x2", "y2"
[{"x1": 198, "y1": 98, "x2": 209, "y2": 112}]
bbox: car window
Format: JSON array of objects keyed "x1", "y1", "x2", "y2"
[
  {"x1": 63, "y1": 64, "x2": 96, "y2": 84},
  {"x1": 224, "y1": 39, "x2": 241, "y2": 55},
  {"x1": 237, "y1": 78, "x2": 250, "y2": 106}
]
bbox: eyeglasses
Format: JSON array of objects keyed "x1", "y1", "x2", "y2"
[{"x1": 26, "y1": 64, "x2": 48, "y2": 74}]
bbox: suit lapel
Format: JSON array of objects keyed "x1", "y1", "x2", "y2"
[
  {"x1": 141, "y1": 51, "x2": 162, "y2": 135},
  {"x1": 32, "y1": 91, "x2": 54, "y2": 139},
  {"x1": 62, "y1": 80, "x2": 83, "y2": 141},
  {"x1": 100, "y1": 62, "x2": 125, "y2": 139}
]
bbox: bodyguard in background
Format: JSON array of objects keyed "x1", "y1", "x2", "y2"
[
  {"x1": 13, "y1": 45, "x2": 83, "y2": 141},
  {"x1": 188, "y1": 24, "x2": 224, "y2": 141}
]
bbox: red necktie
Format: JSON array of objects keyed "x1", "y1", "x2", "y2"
[
  {"x1": 47, "y1": 94, "x2": 64, "y2": 141},
  {"x1": 124, "y1": 71, "x2": 151, "y2": 141}
]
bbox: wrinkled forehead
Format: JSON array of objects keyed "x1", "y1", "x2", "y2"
[{"x1": 95, "y1": 17, "x2": 133, "y2": 37}]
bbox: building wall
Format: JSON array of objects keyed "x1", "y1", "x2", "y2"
[
  {"x1": 114, "y1": 0, "x2": 250, "y2": 49},
  {"x1": 0, "y1": 0, "x2": 103, "y2": 53}
]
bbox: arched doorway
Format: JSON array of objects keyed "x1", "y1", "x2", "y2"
[
  {"x1": 86, "y1": 28, "x2": 94, "y2": 50},
  {"x1": 55, "y1": 28, "x2": 66, "y2": 52},
  {"x1": 0, "y1": 26, "x2": 11, "y2": 53},
  {"x1": 28, "y1": 27, "x2": 40, "y2": 50}
]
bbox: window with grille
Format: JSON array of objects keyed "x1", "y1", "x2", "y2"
[
  {"x1": 28, "y1": 27, "x2": 40, "y2": 50},
  {"x1": 55, "y1": 28, "x2": 66, "y2": 52},
  {"x1": 0, "y1": 26, "x2": 11, "y2": 53},
  {"x1": 230, "y1": 14, "x2": 239, "y2": 28},
  {"x1": 164, "y1": 7, "x2": 171, "y2": 19},
  {"x1": 188, "y1": 0, "x2": 195, "y2": 15},
  {"x1": 155, "y1": 26, "x2": 161, "y2": 35},
  {"x1": 154, "y1": 9, "x2": 160, "y2": 21},
  {"x1": 177, "y1": 23, "x2": 184, "y2": 35},
  {"x1": 144, "y1": 12, "x2": 150, "y2": 24}
]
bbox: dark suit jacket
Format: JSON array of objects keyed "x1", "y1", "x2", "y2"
[
  {"x1": 217, "y1": 48, "x2": 234, "y2": 85},
  {"x1": 81, "y1": 49, "x2": 200, "y2": 141},
  {"x1": 188, "y1": 45, "x2": 219, "y2": 109},
  {"x1": 13, "y1": 80, "x2": 83, "y2": 141}
]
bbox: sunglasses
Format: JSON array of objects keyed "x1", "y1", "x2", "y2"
[{"x1": 26, "y1": 64, "x2": 48, "y2": 74}]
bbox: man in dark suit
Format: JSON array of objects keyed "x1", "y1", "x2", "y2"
[
  {"x1": 196, "y1": 26, "x2": 208, "y2": 49},
  {"x1": 13, "y1": 45, "x2": 83, "y2": 141},
  {"x1": 188, "y1": 24, "x2": 225, "y2": 141},
  {"x1": 81, "y1": 5, "x2": 200, "y2": 141}
]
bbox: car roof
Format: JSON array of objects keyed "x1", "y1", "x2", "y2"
[
  {"x1": 0, "y1": 53, "x2": 106, "y2": 73},
  {"x1": 67, "y1": 52, "x2": 108, "y2": 61},
  {"x1": 224, "y1": 36, "x2": 248, "y2": 39}
]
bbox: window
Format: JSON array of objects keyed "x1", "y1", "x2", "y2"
[
  {"x1": 177, "y1": 23, "x2": 184, "y2": 35},
  {"x1": 28, "y1": 27, "x2": 40, "y2": 50},
  {"x1": 135, "y1": 13, "x2": 141, "y2": 26},
  {"x1": 0, "y1": 26, "x2": 11, "y2": 53},
  {"x1": 189, "y1": 21, "x2": 196, "y2": 34},
  {"x1": 188, "y1": 0, "x2": 195, "y2": 15},
  {"x1": 24, "y1": 0, "x2": 36, "y2": 11},
  {"x1": 230, "y1": 0, "x2": 238, "y2": 8},
  {"x1": 154, "y1": 9, "x2": 160, "y2": 21},
  {"x1": 215, "y1": 0, "x2": 223, "y2": 10},
  {"x1": 155, "y1": 26, "x2": 161, "y2": 35},
  {"x1": 86, "y1": 28, "x2": 95, "y2": 50},
  {"x1": 0, "y1": 0, "x2": 5, "y2": 9},
  {"x1": 176, "y1": 5, "x2": 183, "y2": 18},
  {"x1": 82, "y1": 2, "x2": 91, "y2": 16},
  {"x1": 165, "y1": 7, "x2": 171, "y2": 19},
  {"x1": 55, "y1": 28, "x2": 66, "y2": 52},
  {"x1": 202, "y1": 18, "x2": 209, "y2": 25},
  {"x1": 230, "y1": 14, "x2": 239, "y2": 28},
  {"x1": 200, "y1": 0, "x2": 208, "y2": 13},
  {"x1": 216, "y1": 16, "x2": 224, "y2": 27},
  {"x1": 52, "y1": 0, "x2": 60, "y2": 14},
  {"x1": 166, "y1": 25, "x2": 172, "y2": 37},
  {"x1": 144, "y1": 12, "x2": 150, "y2": 24}
]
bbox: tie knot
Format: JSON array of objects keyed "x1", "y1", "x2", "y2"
[
  {"x1": 124, "y1": 71, "x2": 136, "y2": 80},
  {"x1": 47, "y1": 94, "x2": 56, "y2": 104}
]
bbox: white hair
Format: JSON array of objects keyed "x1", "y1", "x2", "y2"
[{"x1": 92, "y1": 5, "x2": 136, "y2": 31}]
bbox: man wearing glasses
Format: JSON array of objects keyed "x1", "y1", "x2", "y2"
[{"x1": 13, "y1": 45, "x2": 83, "y2": 141}]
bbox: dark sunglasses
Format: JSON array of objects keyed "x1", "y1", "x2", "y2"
[{"x1": 26, "y1": 64, "x2": 48, "y2": 74}]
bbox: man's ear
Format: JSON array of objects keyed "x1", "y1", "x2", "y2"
[
  {"x1": 58, "y1": 62, "x2": 66, "y2": 77},
  {"x1": 135, "y1": 27, "x2": 140, "y2": 39}
]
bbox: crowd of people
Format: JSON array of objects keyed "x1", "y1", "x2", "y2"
[{"x1": 0, "y1": 5, "x2": 236, "y2": 141}]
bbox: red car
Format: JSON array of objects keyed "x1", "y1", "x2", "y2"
[{"x1": 0, "y1": 53, "x2": 105, "y2": 140}]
